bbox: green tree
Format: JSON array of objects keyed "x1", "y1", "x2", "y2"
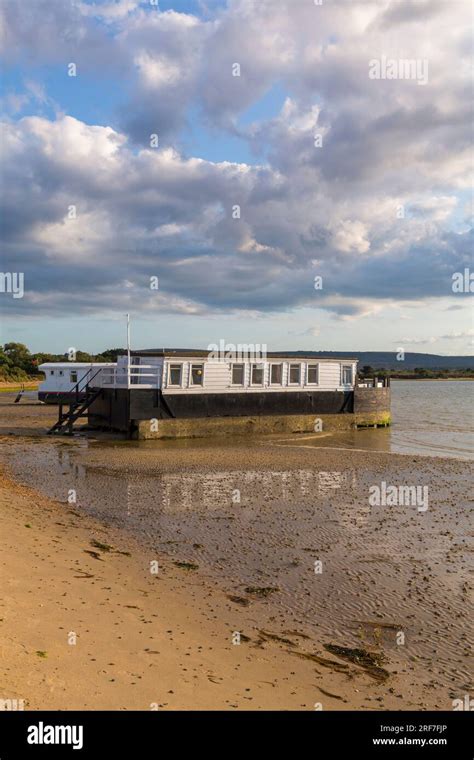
[
  {"x1": 3, "y1": 342, "x2": 36, "y2": 374},
  {"x1": 100, "y1": 348, "x2": 127, "y2": 361},
  {"x1": 0, "y1": 344, "x2": 29, "y2": 380},
  {"x1": 414, "y1": 367, "x2": 430, "y2": 377}
]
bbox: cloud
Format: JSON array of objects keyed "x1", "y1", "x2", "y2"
[
  {"x1": 79, "y1": 0, "x2": 140, "y2": 21},
  {"x1": 0, "y1": 0, "x2": 472, "y2": 326},
  {"x1": 439, "y1": 330, "x2": 474, "y2": 341},
  {"x1": 398, "y1": 329, "x2": 474, "y2": 345},
  {"x1": 1, "y1": 111, "x2": 472, "y2": 320},
  {"x1": 398, "y1": 336, "x2": 437, "y2": 345}
]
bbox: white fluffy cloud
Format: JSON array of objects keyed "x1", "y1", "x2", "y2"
[{"x1": 0, "y1": 0, "x2": 472, "y2": 324}]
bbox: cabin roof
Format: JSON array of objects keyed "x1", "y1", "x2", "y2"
[
  {"x1": 38, "y1": 362, "x2": 115, "y2": 369},
  {"x1": 131, "y1": 348, "x2": 358, "y2": 361}
]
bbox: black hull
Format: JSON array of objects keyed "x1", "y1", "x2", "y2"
[
  {"x1": 88, "y1": 389, "x2": 354, "y2": 432},
  {"x1": 157, "y1": 390, "x2": 353, "y2": 418}
]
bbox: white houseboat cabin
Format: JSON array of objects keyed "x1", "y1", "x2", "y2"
[
  {"x1": 110, "y1": 350, "x2": 358, "y2": 394},
  {"x1": 45, "y1": 350, "x2": 391, "y2": 436},
  {"x1": 38, "y1": 362, "x2": 116, "y2": 404},
  {"x1": 88, "y1": 349, "x2": 363, "y2": 427}
]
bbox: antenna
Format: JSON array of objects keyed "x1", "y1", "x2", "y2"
[{"x1": 126, "y1": 313, "x2": 131, "y2": 387}]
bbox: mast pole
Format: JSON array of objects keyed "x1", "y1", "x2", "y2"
[{"x1": 126, "y1": 313, "x2": 131, "y2": 388}]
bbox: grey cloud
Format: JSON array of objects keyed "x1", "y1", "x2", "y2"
[
  {"x1": 375, "y1": 0, "x2": 447, "y2": 27},
  {"x1": 0, "y1": 0, "x2": 471, "y2": 323}
]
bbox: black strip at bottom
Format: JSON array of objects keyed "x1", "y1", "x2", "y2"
[{"x1": 0, "y1": 710, "x2": 469, "y2": 758}]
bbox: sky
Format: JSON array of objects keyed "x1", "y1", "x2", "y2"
[{"x1": 0, "y1": 0, "x2": 472, "y2": 356}]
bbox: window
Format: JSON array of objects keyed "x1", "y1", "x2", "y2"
[
  {"x1": 251, "y1": 364, "x2": 264, "y2": 385},
  {"x1": 70, "y1": 371, "x2": 78, "y2": 383},
  {"x1": 50, "y1": 370, "x2": 55, "y2": 376},
  {"x1": 307, "y1": 364, "x2": 319, "y2": 385},
  {"x1": 270, "y1": 364, "x2": 282, "y2": 384},
  {"x1": 342, "y1": 365, "x2": 353, "y2": 385},
  {"x1": 59, "y1": 370, "x2": 64, "y2": 376},
  {"x1": 191, "y1": 364, "x2": 204, "y2": 386},
  {"x1": 168, "y1": 364, "x2": 182, "y2": 386},
  {"x1": 289, "y1": 364, "x2": 301, "y2": 384},
  {"x1": 232, "y1": 364, "x2": 245, "y2": 385}
]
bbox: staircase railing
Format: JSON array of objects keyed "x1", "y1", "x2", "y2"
[
  {"x1": 71, "y1": 366, "x2": 106, "y2": 402},
  {"x1": 48, "y1": 367, "x2": 107, "y2": 435}
]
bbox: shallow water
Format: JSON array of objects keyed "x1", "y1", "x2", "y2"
[
  {"x1": 390, "y1": 380, "x2": 473, "y2": 459},
  {"x1": 282, "y1": 381, "x2": 473, "y2": 460}
]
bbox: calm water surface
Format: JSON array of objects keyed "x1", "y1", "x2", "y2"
[{"x1": 292, "y1": 380, "x2": 473, "y2": 460}]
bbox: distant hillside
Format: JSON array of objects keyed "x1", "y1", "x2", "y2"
[
  {"x1": 292, "y1": 352, "x2": 473, "y2": 370},
  {"x1": 136, "y1": 347, "x2": 473, "y2": 370},
  {"x1": 2, "y1": 342, "x2": 472, "y2": 380}
]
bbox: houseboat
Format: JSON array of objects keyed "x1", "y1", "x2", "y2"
[
  {"x1": 74, "y1": 349, "x2": 391, "y2": 439},
  {"x1": 38, "y1": 362, "x2": 116, "y2": 404}
]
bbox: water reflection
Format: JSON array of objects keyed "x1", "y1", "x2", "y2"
[{"x1": 2, "y1": 438, "x2": 363, "y2": 543}]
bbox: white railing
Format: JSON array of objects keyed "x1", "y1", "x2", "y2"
[
  {"x1": 357, "y1": 377, "x2": 390, "y2": 388},
  {"x1": 90, "y1": 365, "x2": 161, "y2": 390}
]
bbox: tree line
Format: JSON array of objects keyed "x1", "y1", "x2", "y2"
[
  {"x1": 1, "y1": 345, "x2": 472, "y2": 382},
  {"x1": 359, "y1": 365, "x2": 474, "y2": 379},
  {"x1": 0, "y1": 343, "x2": 126, "y2": 381}
]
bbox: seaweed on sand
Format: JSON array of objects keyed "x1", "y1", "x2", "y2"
[
  {"x1": 90, "y1": 539, "x2": 131, "y2": 557},
  {"x1": 318, "y1": 687, "x2": 346, "y2": 701},
  {"x1": 83, "y1": 550, "x2": 103, "y2": 561},
  {"x1": 323, "y1": 644, "x2": 390, "y2": 682},
  {"x1": 174, "y1": 561, "x2": 199, "y2": 571},
  {"x1": 227, "y1": 594, "x2": 250, "y2": 606},
  {"x1": 90, "y1": 539, "x2": 112, "y2": 552},
  {"x1": 258, "y1": 630, "x2": 298, "y2": 647},
  {"x1": 282, "y1": 630, "x2": 311, "y2": 640},
  {"x1": 244, "y1": 586, "x2": 279, "y2": 598}
]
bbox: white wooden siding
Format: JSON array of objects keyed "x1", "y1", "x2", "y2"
[{"x1": 144, "y1": 357, "x2": 358, "y2": 394}]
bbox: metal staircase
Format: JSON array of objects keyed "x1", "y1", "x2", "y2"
[{"x1": 47, "y1": 368, "x2": 103, "y2": 436}]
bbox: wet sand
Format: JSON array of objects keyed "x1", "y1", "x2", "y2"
[
  {"x1": 1, "y1": 469, "x2": 417, "y2": 711},
  {"x1": 0, "y1": 394, "x2": 472, "y2": 710}
]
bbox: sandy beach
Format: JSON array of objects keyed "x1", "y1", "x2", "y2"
[
  {"x1": 0, "y1": 394, "x2": 472, "y2": 711},
  {"x1": 1, "y1": 468, "x2": 407, "y2": 711}
]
